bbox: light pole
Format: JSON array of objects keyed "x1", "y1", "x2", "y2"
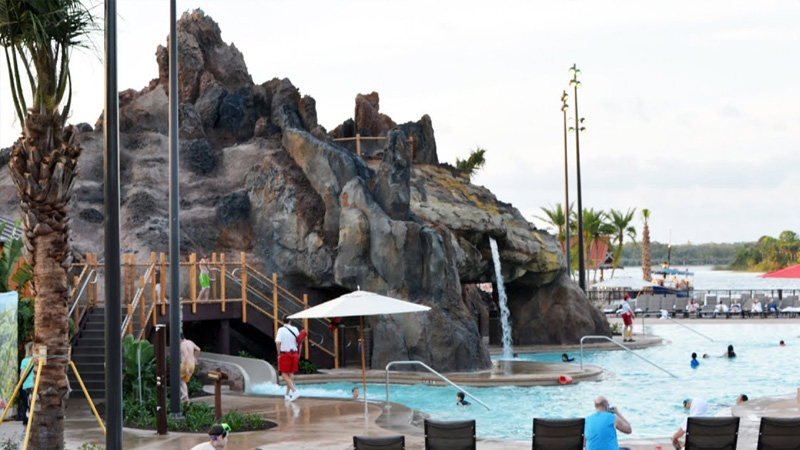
[
  {"x1": 561, "y1": 90, "x2": 571, "y2": 278},
  {"x1": 569, "y1": 64, "x2": 587, "y2": 291}
]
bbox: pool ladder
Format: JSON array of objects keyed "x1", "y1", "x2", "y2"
[
  {"x1": 580, "y1": 335, "x2": 678, "y2": 378},
  {"x1": 385, "y1": 360, "x2": 491, "y2": 410}
]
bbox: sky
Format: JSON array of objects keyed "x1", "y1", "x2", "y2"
[{"x1": 1, "y1": 0, "x2": 799, "y2": 244}]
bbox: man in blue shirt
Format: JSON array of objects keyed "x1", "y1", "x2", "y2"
[{"x1": 585, "y1": 395, "x2": 633, "y2": 450}]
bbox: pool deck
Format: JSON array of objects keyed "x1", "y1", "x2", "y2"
[{"x1": 2, "y1": 320, "x2": 798, "y2": 449}]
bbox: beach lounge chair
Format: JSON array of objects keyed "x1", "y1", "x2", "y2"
[
  {"x1": 644, "y1": 296, "x2": 661, "y2": 317},
  {"x1": 756, "y1": 417, "x2": 800, "y2": 450},
  {"x1": 532, "y1": 418, "x2": 585, "y2": 450},
  {"x1": 685, "y1": 417, "x2": 740, "y2": 450},
  {"x1": 699, "y1": 303, "x2": 715, "y2": 318},
  {"x1": 354, "y1": 435, "x2": 406, "y2": 450},
  {"x1": 673, "y1": 297, "x2": 688, "y2": 317},
  {"x1": 424, "y1": 419, "x2": 476, "y2": 450}
]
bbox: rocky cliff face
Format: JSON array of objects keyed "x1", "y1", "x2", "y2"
[{"x1": 0, "y1": 10, "x2": 609, "y2": 372}]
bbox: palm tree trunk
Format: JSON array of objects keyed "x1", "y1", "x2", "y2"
[
  {"x1": 642, "y1": 224, "x2": 651, "y2": 281},
  {"x1": 9, "y1": 115, "x2": 80, "y2": 450}
]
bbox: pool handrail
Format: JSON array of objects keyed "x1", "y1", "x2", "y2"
[
  {"x1": 579, "y1": 335, "x2": 678, "y2": 378},
  {"x1": 665, "y1": 317, "x2": 715, "y2": 342},
  {"x1": 385, "y1": 360, "x2": 490, "y2": 411}
]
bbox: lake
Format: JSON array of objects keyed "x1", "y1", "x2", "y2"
[{"x1": 591, "y1": 265, "x2": 800, "y2": 291}]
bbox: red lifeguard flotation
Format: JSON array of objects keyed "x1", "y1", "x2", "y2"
[{"x1": 558, "y1": 374, "x2": 574, "y2": 385}]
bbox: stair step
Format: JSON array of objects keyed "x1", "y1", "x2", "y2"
[
  {"x1": 71, "y1": 354, "x2": 105, "y2": 364},
  {"x1": 72, "y1": 347, "x2": 106, "y2": 356}
]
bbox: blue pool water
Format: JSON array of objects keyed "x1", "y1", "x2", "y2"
[{"x1": 252, "y1": 323, "x2": 799, "y2": 441}]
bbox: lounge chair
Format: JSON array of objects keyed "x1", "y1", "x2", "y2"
[
  {"x1": 685, "y1": 417, "x2": 739, "y2": 450},
  {"x1": 353, "y1": 435, "x2": 406, "y2": 450},
  {"x1": 424, "y1": 419, "x2": 476, "y2": 450},
  {"x1": 532, "y1": 418, "x2": 585, "y2": 450},
  {"x1": 674, "y1": 297, "x2": 688, "y2": 317},
  {"x1": 757, "y1": 417, "x2": 800, "y2": 450}
]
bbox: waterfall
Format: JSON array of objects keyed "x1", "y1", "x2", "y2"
[{"x1": 489, "y1": 237, "x2": 513, "y2": 359}]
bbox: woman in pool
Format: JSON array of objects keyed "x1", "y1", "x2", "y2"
[
  {"x1": 562, "y1": 353, "x2": 575, "y2": 362},
  {"x1": 722, "y1": 345, "x2": 736, "y2": 358}
]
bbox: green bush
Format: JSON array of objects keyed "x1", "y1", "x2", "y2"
[
  {"x1": 221, "y1": 409, "x2": 246, "y2": 430},
  {"x1": 237, "y1": 350, "x2": 257, "y2": 359},
  {"x1": 244, "y1": 412, "x2": 264, "y2": 430},
  {"x1": 181, "y1": 402, "x2": 215, "y2": 432},
  {"x1": 122, "y1": 335, "x2": 156, "y2": 400},
  {"x1": 298, "y1": 359, "x2": 318, "y2": 374}
]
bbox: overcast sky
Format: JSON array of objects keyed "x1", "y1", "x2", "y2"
[{"x1": 2, "y1": 0, "x2": 798, "y2": 244}]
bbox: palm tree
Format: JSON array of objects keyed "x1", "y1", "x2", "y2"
[
  {"x1": 571, "y1": 208, "x2": 611, "y2": 282},
  {"x1": 455, "y1": 146, "x2": 487, "y2": 178},
  {"x1": 641, "y1": 209, "x2": 652, "y2": 281},
  {"x1": 536, "y1": 203, "x2": 566, "y2": 250},
  {"x1": 608, "y1": 208, "x2": 637, "y2": 279},
  {"x1": 1, "y1": 1, "x2": 94, "y2": 447}
]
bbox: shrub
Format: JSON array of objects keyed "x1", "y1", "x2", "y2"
[
  {"x1": 221, "y1": 409, "x2": 247, "y2": 430},
  {"x1": 298, "y1": 359, "x2": 318, "y2": 374}
]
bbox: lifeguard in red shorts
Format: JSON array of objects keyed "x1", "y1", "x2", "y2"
[
  {"x1": 275, "y1": 314, "x2": 301, "y2": 401},
  {"x1": 620, "y1": 294, "x2": 635, "y2": 342}
]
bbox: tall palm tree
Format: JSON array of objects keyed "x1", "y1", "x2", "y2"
[
  {"x1": 1, "y1": 1, "x2": 94, "y2": 447},
  {"x1": 608, "y1": 208, "x2": 637, "y2": 279},
  {"x1": 641, "y1": 208, "x2": 652, "y2": 281}
]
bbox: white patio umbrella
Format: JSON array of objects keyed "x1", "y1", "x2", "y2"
[{"x1": 288, "y1": 290, "x2": 430, "y2": 414}]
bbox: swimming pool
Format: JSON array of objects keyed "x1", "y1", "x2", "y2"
[{"x1": 252, "y1": 323, "x2": 799, "y2": 440}]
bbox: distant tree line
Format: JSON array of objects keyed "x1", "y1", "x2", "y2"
[
  {"x1": 727, "y1": 231, "x2": 800, "y2": 271},
  {"x1": 618, "y1": 241, "x2": 748, "y2": 267}
]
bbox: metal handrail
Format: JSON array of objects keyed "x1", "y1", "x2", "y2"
[
  {"x1": 665, "y1": 317, "x2": 715, "y2": 342},
  {"x1": 121, "y1": 264, "x2": 155, "y2": 337},
  {"x1": 385, "y1": 360, "x2": 490, "y2": 411},
  {"x1": 68, "y1": 269, "x2": 98, "y2": 317},
  {"x1": 580, "y1": 335, "x2": 678, "y2": 378}
]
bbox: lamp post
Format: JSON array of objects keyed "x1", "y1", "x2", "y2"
[
  {"x1": 561, "y1": 90, "x2": 571, "y2": 278},
  {"x1": 569, "y1": 64, "x2": 587, "y2": 291}
]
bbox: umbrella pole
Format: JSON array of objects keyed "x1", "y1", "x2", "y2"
[{"x1": 360, "y1": 316, "x2": 368, "y2": 419}]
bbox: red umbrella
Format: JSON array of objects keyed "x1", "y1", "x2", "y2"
[{"x1": 760, "y1": 264, "x2": 800, "y2": 279}]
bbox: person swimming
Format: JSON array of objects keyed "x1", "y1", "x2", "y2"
[
  {"x1": 724, "y1": 345, "x2": 736, "y2": 358},
  {"x1": 562, "y1": 353, "x2": 575, "y2": 362},
  {"x1": 690, "y1": 352, "x2": 699, "y2": 368}
]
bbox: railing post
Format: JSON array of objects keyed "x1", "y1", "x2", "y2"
[
  {"x1": 127, "y1": 303, "x2": 133, "y2": 335},
  {"x1": 334, "y1": 326, "x2": 339, "y2": 369},
  {"x1": 123, "y1": 254, "x2": 129, "y2": 304},
  {"x1": 356, "y1": 133, "x2": 361, "y2": 156},
  {"x1": 220, "y1": 253, "x2": 226, "y2": 313},
  {"x1": 190, "y1": 253, "x2": 197, "y2": 308},
  {"x1": 211, "y1": 252, "x2": 217, "y2": 299},
  {"x1": 150, "y1": 252, "x2": 157, "y2": 305},
  {"x1": 273, "y1": 273, "x2": 279, "y2": 336},
  {"x1": 303, "y1": 294, "x2": 309, "y2": 360},
  {"x1": 140, "y1": 276, "x2": 146, "y2": 331},
  {"x1": 159, "y1": 253, "x2": 166, "y2": 315},
  {"x1": 241, "y1": 252, "x2": 247, "y2": 323}
]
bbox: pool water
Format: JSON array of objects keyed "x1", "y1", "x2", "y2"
[{"x1": 252, "y1": 323, "x2": 799, "y2": 441}]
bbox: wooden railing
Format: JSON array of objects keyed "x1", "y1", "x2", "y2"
[{"x1": 78, "y1": 251, "x2": 339, "y2": 367}]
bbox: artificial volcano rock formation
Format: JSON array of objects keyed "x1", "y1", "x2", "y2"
[{"x1": 0, "y1": 9, "x2": 609, "y2": 373}]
